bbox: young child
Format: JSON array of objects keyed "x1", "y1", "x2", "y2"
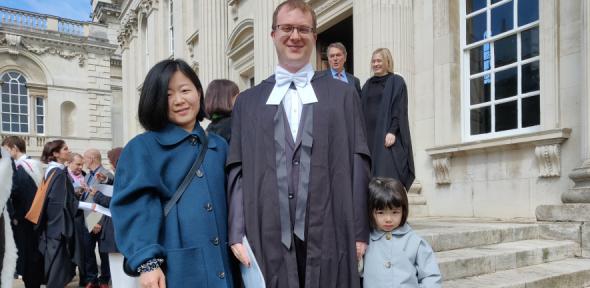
[{"x1": 363, "y1": 177, "x2": 442, "y2": 288}]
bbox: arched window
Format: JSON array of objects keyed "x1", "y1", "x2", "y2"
[{"x1": 1, "y1": 71, "x2": 29, "y2": 133}]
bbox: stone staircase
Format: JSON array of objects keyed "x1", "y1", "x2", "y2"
[{"x1": 410, "y1": 218, "x2": 590, "y2": 287}]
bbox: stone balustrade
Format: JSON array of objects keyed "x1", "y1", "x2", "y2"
[{"x1": 0, "y1": 6, "x2": 104, "y2": 39}]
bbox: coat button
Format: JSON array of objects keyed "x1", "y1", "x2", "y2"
[
  {"x1": 218, "y1": 271, "x2": 225, "y2": 279},
  {"x1": 292, "y1": 159, "x2": 300, "y2": 165},
  {"x1": 189, "y1": 136, "x2": 198, "y2": 146},
  {"x1": 288, "y1": 193, "x2": 294, "y2": 199},
  {"x1": 204, "y1": 203, "x2": 213, "y2": 212},
  {"x1": 211, "y1": 237, "x2": 220, "y2": 246},
  {"x1": 196, "y1": 169, "x2": 204, "y2": 178},
  {"x1": 384, "y1": 261, "x2": 391, "y2": 269}
]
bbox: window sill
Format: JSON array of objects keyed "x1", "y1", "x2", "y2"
[{"x1": 425, "y1": 128, "x2": 572, "y2": 184}]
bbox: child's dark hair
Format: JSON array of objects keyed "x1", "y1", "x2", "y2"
[
  {"x1": 368, "y1": 177, "x2": 409, "y2": 229},
  {"x1": 138, "y1": 59, "x2": 207, "y2": 131}
]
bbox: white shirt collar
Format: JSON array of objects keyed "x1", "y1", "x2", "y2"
[{"x1": 266, "y1": 63, "x2": 318, "y2": 105}]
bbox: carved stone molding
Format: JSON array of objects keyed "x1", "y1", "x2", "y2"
[
  {"x1": 118, "y1": 11, "x2": 138, "y2": 48},
  {"x1": 139, "y1": 0, "x2": 159, "y2": 15},
  {"x1": 315, "y1": 0, "x2": 342, "y2": 16},
  {"x1": 535, "y1": 144, "x2": 561, "y2": 177},
  {"x1": 432, "y1": 155, "x2": 451, "y2": 184},
  {"x1": 20, "y1": 40, "x2": 86, "y2": 66},
  {"x1": 5, "y1": 34, "x2": 22, "y2": 55}
]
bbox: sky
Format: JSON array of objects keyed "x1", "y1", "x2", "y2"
[{"x1": 2, "y1": 0, "x2": 92, "y2": 22}]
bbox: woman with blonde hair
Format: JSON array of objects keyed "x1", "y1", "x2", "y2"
[{"x1": 361, "y1": 48, "x2": 415, "y2": 190}]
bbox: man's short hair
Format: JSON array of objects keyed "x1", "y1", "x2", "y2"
[
  {"x1": 1, "y1": 136, "x2": 26, "y2": 153},
  {"x1": 272, "y1": 0, "x2": 317, "y2": 31},
  {"x1": 327, "y1": 42, "x2": 347, "y2": 57}
]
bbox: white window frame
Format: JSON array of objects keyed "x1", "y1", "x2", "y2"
[
  {"x1": 460, "y1": 0, "x2": 541, "y2": 141},
  {"x1": 1, "y1": 71, "x2": 30, "y2": 134},
  {"x1": 35, "y1": 96, "x2": 45, "y2": 135},
  {"x1": 168, "y1": 0, "x2": 174, "y2": 57}
]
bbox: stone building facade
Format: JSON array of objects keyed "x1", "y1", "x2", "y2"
[
  {"x1": 115, "y1": 0, "x2": 590, "y2": 220},
  {"x1": 0, "y1": 1, "x2": 122, "y2": 160}
]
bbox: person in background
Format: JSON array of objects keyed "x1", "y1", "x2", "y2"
[
  {"x1": 1, "y1": 136, "x2": 43, "y2": 288},
  {"x1": 93, "y1": 147, "x2": 138, "y2": 288},
  {"x1": 82, "y1": 149, "x2": 113, "y2": 288},
  {"x1": 205, "y1": 79, "x2": 240, "y2": 143},
  {"x1": 111, "y1": 59, "x2": 234, "y2": 288},
  {"x1": 0, "y1": 147, "x2": 17, "y2": 288},
  {"x1": 362, "y1": 177, "x2": 441, "y2": 288},
  {"x1": 38, "y1": 140, "x2": 83, "y2": 288},
  {"x1": 361, "y1": 48, "x2": 415, "y2": 190},
  {"x1": 324, "y1": 42, "x2": 361, "y2": 95}
]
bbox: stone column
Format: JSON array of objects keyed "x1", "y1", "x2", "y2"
[
  {"x1": 198, "y1": 0, "x2": 228, "y2": 89},
  {"x1": 254, "y1": 0, "x2": 280, "y2": 83},
  {"x1": 562, "y1": 0, "x2": 590, "y2": 204},
  {"x1": 536, "y1": 1, "x2": 590, "y2": 258},
  {"x1": 352, "y1": 0, "x2": 414, "y2": 87}
]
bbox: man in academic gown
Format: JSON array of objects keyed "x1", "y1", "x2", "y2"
[
  {"x1": 2, "y1": 136, "x2": 44, "y2": 287},
  {"x1": 227, "y1": 1, "x2": 371, "y2": 288}
]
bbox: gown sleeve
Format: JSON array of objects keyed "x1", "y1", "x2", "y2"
[
  {"x1": 350, "y1": 87, "x2": 371, "y2": 243},
  {"x1": 227, "y1": 93, "x2": 245, "y2": 245},
  {"x1": 110, "y1": 137, "x2": 165, "y2": 271},
  {"x1": 388, "y1": 77, "x2": 408, "y2": 136}
]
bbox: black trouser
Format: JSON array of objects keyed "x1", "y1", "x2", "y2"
[
  {"x1": 294, "y1": 236, "x2": 307, "y2": 288},
  {"x1": 14, "y1": 220, "x2": 43, "y2": 288},
  {"x1": 84, "y1": 231, "x2": 110, "y2": 284}
]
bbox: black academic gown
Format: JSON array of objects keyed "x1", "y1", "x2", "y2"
[
  {"x1": 227, "y1": 72, "x2": 370, "y2": 288},
  {"x1": 10, "y1": 164, "x2": 43, "y2": 287},
  {"x1": 38, "y1": 167, "x2": 83, "y2": 288},
  {"x1": 361, "y1": 74, "x2": 415, "y2": 190}
]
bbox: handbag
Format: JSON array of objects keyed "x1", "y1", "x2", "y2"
[
  {"x1": 25, "y1": 169, "x2": 57, "y2": 225},
  {"x1": 123, "y1": 133, "x2": 209, "y2": 277}
]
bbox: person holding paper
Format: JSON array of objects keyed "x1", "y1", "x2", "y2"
[{"x1": 227, "y1": 1, "x2": 371, "y2": 287}]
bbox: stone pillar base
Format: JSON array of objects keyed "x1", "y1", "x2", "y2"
[{"x1": 536, "y1": 204, "x2": 590, "y2": 257}]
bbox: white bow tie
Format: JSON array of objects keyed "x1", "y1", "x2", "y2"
[{"x1": 275, "y1": 69, "x2": 309, "y2": 88}]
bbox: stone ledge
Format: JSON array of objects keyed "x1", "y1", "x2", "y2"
[
  {"x1": 426, "y1": 128, "x2": 571, "y2": 184},
  {"x1": 536, "y1": 204, "x2": 590, "y2": 222}
]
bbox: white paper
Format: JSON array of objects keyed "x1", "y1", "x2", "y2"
[
  {"x1": 240, "y1": 236, "x2": 266, "y2": 288},
  {"x1": 96, "y1": 184, "x2": 114, "y2": 197}
]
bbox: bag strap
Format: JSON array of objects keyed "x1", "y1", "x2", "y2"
[{"x1": 163, "y1": 133, "x2": 208, "y2": 217}]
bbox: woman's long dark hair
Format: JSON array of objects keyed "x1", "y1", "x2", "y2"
[{"x1": 138, "y1": 59, "x2": 206, "y2": 131}]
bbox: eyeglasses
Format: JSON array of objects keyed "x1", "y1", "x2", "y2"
[{"x1": 273, "y1": 24, "x2": 316, "y2": 35}]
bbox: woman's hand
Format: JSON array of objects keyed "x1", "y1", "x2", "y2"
[
  {"x1": 384, "y1": 133, "x2": 396, "y2": 148},
  {"x1": 139, "y1": 268, "x2": 166, "y2": 288},
  {"x1": 231, "y1": 243, "x2": 251, "y2": 267},
  {"x1": 95, "y1": 172, "x2": 108, "y2": 183}
]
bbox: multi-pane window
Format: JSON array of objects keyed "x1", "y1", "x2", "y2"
[
  {"x1": 36, "y1": 96, "x2": 45, "y2": 134},
  {"x1": 463, "y1": 0, "x2": 539, "y2": 139},
  {"x1": 1, "y1": 72, "x2": 29, "y2": 133}
]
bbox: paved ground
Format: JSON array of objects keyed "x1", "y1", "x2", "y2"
[{"x1": 13, "y1": 277, "x2": 81, "y2": 287}]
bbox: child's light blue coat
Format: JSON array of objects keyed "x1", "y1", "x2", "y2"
[{"x1": 363, "y1": 224, "x2": 442, "y2": 288}]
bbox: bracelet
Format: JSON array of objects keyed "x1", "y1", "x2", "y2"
[{"x1": 137, "y1": 258, "x2": 164, "y2": 274}]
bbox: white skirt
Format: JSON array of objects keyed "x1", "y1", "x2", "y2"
[{"x1": 109, "y1": 253, "x2": 140, "y2": 288}]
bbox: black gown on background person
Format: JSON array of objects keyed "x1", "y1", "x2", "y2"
[
  {"x1": 38, "y1": 167, "x2": 83, "y2": 287},
  {"x1": 361, "y1": 73, "x2": 415, "y2": 190},
  {"x1": 207, "y1": 114, "x2": 232, "y2": 143}
]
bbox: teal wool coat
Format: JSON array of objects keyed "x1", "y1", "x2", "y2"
[{"x1": 111, "y1": 124, "x2": 234, "y2": 288}]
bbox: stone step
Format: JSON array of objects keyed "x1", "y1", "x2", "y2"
[
  {"x1": 444, "y1": 258, "x2": 590, "y2": 288},
  {"x1": 437, "y1": 239, "x2": 579, "y2": 281},
  {"x1": 410, "y1": 219, "x2": 540, "y2": 252}
]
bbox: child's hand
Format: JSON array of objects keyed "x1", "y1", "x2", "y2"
[{"x1": 356, "y1": 241, "x2": 367, "y2": 261}]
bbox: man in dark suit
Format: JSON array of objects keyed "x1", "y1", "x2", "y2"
[
  {"x1": 81, "y1": 149, "x2": 113, "y2": 288},
  {"x1": 325, "y1": 42, "x2": 362, "y2": 95},
  {"x1": 2, "y1": 136, "x2": 43, "y2": 288}
]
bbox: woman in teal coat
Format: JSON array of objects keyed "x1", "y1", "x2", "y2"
[{"x1": 111, "y1": 59, "x2": 234, "y2": 288}]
